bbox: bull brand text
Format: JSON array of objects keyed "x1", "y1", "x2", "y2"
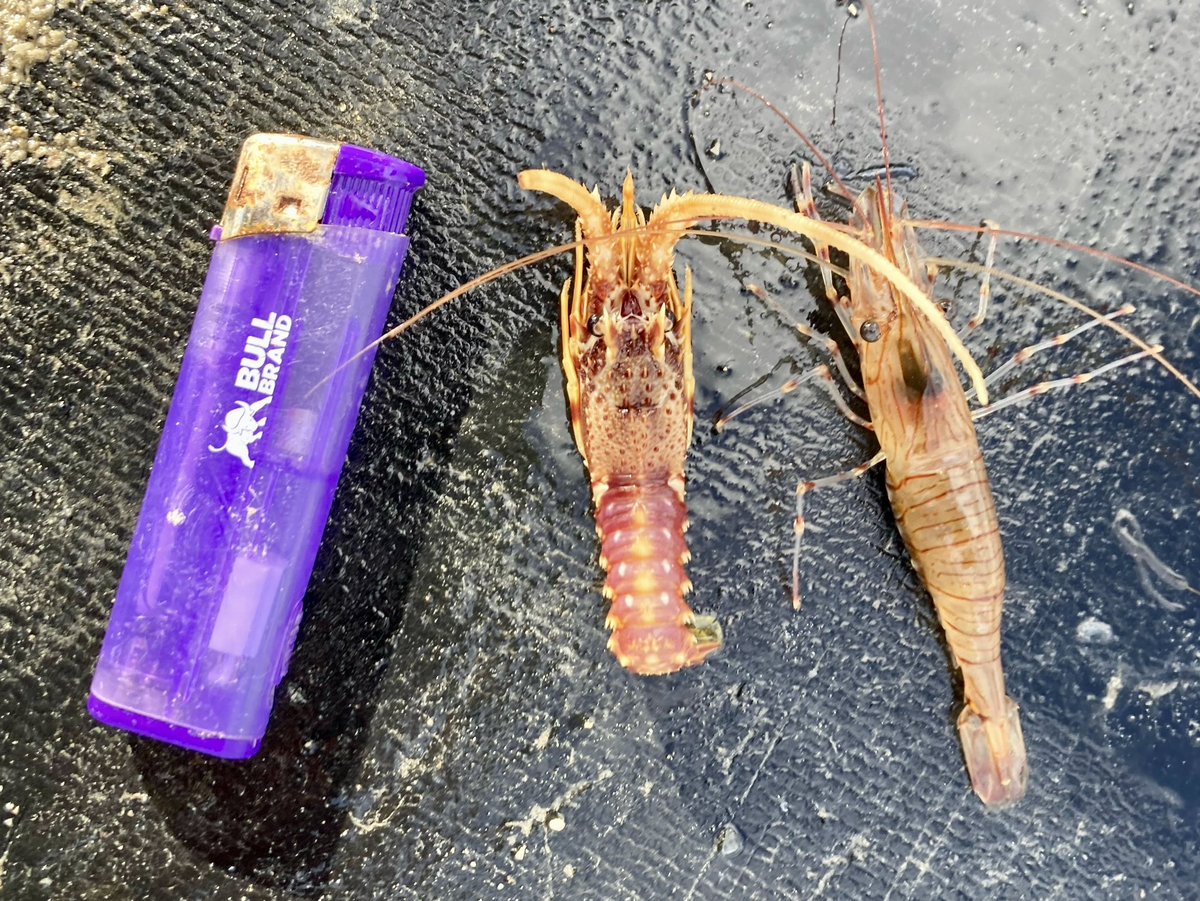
[{"x1": 235, "y1": 312, "x2": 292, "y2": 395}]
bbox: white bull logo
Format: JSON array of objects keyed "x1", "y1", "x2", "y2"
[{"x1": 209, "y1": 395, "x2": 272, "y2": 468}]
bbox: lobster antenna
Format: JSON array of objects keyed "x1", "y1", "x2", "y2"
[
  {"x1": 310, "y1": 211, "x2": 854, "y2": 398},
  {"x1": 304, "y1": 239, "x2": 584, "y2": 397},
  {"x1": 640, "y1": 186, "x2": 991, "y2": 402}
]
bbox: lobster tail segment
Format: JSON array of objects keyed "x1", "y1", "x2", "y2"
[{"x1": 595, "y1": 476, "x2": 722, "y2": 676}]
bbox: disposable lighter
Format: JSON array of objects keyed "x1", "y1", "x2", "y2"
[{"x1": 89, "y1": 134, "x2": 425, "y2": 758}]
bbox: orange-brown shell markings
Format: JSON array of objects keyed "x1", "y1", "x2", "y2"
[
  {"x1": 596, "y1": 477, "x2": 719, "y2": 675},
  {"x1": 518, "y1": 169, "x2": 722, "y2": 675},
  {"x1": 848, "y1": 184, "x2": 1027, "y2": 807},
  {"x1": 573, "y1": 316, "x2": 692, "y2": 483}
]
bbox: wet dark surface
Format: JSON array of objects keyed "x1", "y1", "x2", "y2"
[{"x1": 2, "y1": 0, "x2": 1199, "y2": 898}]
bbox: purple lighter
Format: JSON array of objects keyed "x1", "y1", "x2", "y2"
[{"x1": 89, "y1": 134, "x2": 425, "y2": 758}]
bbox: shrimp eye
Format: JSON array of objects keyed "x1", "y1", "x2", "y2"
[
  {"x1": 860, "y1": 320, "x2": 882, "y2": 342},
  {"x1": 588, "y1": 314, "x2": 603, "y2": 337},
  {"x1": 663, "y1": 307, "x2": 676, "y2": 328}
]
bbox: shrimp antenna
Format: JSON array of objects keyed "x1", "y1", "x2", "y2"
[
  {"x1": 709, "y1": 228, "x2": 1197, "y2": 402},
  {"x1": 859, "y1": 0, "x2": 1199, "y2": 401},
  {"x1": 707, "y1": 77, "x2": 855, "y2": 204},
  {"x1": 910, "y1": 220, "x2": 1200, "y2": 304},
  {"x1": 860, "y1": 0, "x2": 895, "y2": 204},
  {"x1": 918, "y1": 224, "x2": 1200, "y2": 398},
  {"x1": 727, "y1": 234, "x2": 1197, "y2": 401},
  {"x1": 831, "y1": 2, "x2": 856, "y2": 129}
]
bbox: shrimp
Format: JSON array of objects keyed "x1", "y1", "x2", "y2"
[
  {"x1": 841, "y1": 180, "x2": 1028, "y2": 807},
  {"x1": 722, "y1": 33, "x2": 1034, "y2": 803},
  {"x1": 516, "y1": 169, "x2": 976, "y2": 675},
  {"x1": 701, "y1": 0, "x2": 1197, "y2": 805}
]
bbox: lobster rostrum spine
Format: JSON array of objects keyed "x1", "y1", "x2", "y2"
[{"x1": 522, "y1": 169, "x2": 722, "y2": 676}]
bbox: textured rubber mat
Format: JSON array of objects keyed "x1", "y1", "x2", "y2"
[{"x1": 2, "y1": 1, "x2": 1199, "y2": 898}]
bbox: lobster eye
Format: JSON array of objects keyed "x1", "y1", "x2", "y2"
[
  {"x1": 860, "y1": 320, "x2": 882, "y2": 343},
  {"x1": 588, "y1": 314, "x2": 603, "y2": 337},
  {"x1": 663, "y1": 307, "x2": 676, "y2": 327}
]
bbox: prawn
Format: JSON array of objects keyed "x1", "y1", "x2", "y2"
[
  {"x1": 820, "y1": 176, "x2": 1031, "y2": 806},
  {"x1": 704, "y1": 0, "x2": 1198, "y2": 806}
]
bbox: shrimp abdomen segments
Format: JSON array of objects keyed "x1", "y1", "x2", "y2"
[{"x1": 885, "y1": 407, "x2": 1027, "y2": 807}]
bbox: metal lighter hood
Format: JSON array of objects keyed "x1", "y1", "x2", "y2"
[{"x1": 220, "y1": 135, "x2": 341, "y2": 239}]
